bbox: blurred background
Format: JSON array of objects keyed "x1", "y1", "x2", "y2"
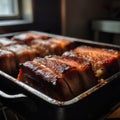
[{"x1": 0, "y1": 0, "x2": 120, "y2": 44}]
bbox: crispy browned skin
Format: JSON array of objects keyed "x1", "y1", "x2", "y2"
[
  {"x1": 44, "y1": 56, "x2": 97, "y2": 89},
  {"x1": 30, "y1": 40, "x2": 53, "y2": 57},
  {"x1": 18, "y1": 55, "x2": 97, "y2": 100},
  {"x1": 48, "y1": 38, "x2": 76, "y2": 55},
  {"x1": 30, "y1": 38, "x2": 76, "y2": 57},
  {"x1": 18, "y1": 59, "x2": 74, "y2": 100},
  {"x1": 27, "y1": 32, "x2": 49, "y2": 40},
  {"x1": 0, "y1": 38, "x2": 16, "y2": 48},
  {"x1": 0, "y1": 49, "x2": 17, "y2": 75},
  {"x1": 72, "y1": 46, "x2": 120, "y2": 78},
  {"x1": 12, "y1": 32, "x2": 49, "y2": 44},
  {"x1": 5, "y1": 44, "x2": 39, "y2": 64}
]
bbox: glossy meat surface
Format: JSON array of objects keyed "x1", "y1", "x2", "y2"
[
  {"x1": 18, "y1": 55, "x2": 97, "y2": 100},
  {"x1": 30, "y1": 38, "x2": 76, "y2": 57},
  {"x1": 0, "y1": 38, "x2": 16, "y2": 47},
  {"x1": 0, "y1": 49, "x2": 17, "y2": 75},
  {"x1": 12, "y1": 32, "x2": 49, "y2": 44},
  {"x1": 73, "y1": 46, "x2": 120, "y2": 78},
  {"x1": 5, "y1": 44, "x2": 39, "y2": 64}
]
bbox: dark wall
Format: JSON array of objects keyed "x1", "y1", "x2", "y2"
[
  {"x1": 32, "y1": 0, "x2": 61, "y2": 34},
  {"x1": 64, "y1": 0, "x2": 110, "y2": 40}
]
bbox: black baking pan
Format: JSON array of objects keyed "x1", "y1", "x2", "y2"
[{"x1": 0, "y1": 31, "x2": 120, "y2": 120}]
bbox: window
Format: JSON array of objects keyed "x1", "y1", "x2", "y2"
[
  {"x1": 0, "y1": 0, "x2": 33, "y2": 27},
  {"x1": 0, "y1": 0, "x2": 21, "y2": 19}
]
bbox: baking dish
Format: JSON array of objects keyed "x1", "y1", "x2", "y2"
[{"x1": 0, "y1": 31, "x2": 120, "y2": 120}]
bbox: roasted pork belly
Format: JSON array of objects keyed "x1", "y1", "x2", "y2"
[
  {"x1": 0, "y1": 49, "x2": 17, "y2": 75},
  {"x1": 30, "y1": 38, "x2": 76, "y2": 57},
  {"x1": 12, "y1": 32, "x2": 49, "y2": 44},
  {"x1": 5, "y1": 44, "x2": 39, "y2": 65},
  {"x1": 26, "y1": 32, "x2": 49, "y2": 40},
  {"x1": 72, "y1": 46, "x2": 120, "y2": 78},
  {"x1": 30, "y1": 39, "x2": 53, "y2": 57},
  {"x1": 0, "y1": 38, "x2": 16, "y2": 48},
  {"x1": 18, "y1": 56, "x2": 97, "y2": 100},
  {"x1": 45, "y1": 56, "x2": 97, "y2": 90},
  {"x1": 48, "y1": 38, "x2": 76, "y2": 55}
]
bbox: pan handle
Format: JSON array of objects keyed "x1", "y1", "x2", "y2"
[{"x1": 0, "y1": 90, "x2": 27, "y2": 102}]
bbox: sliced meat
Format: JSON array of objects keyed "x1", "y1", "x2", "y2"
[
  {"x1": 0, "y1": 49, "x2": 17, "y2": 75},
  {"x1": 18, "y1": 55, "x2": 97, "y2": 100},
  {"x1": 0, "y1": 38, "x2": 16, "y2": 48},
  {"x1": 72, "y1": 46, "x2": 120, "y2": 78},
  {"x1": 48, "y1": 38, "x2": 76, "y2": 55},
  {"x1": 26, "y1": 32, "x2": 49, "y2": 40},
  {"x1": 45, "y1": 55, "x2": 97, "y2": 90},
  {"x1": 5, "y1": 44, "x2": 39, "y2": 65},
  {"x1": 30, "y1": 38, "x2": 76, "y2": 57},
  {"x1": 12, "y1": 32, "x2": 49, "y2": 44},
  {"x1": 18, "y1": 60, "x2": 74, "y2": 100},
  {"x1": 30, "y1": 39, "x2": 53, "y2": 57}
]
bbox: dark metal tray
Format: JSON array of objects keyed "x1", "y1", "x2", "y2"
[{"x1": 0, "y1": 31, "x2": 120, "y2": 120}]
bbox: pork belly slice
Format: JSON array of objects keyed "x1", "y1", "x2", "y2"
[
  {"x1": 73, "y1": 46, "x2": 120, "y2": 78},
  {"x1": 48, "y1": 38, "x2": 76, "y2": 55},
  {"x1": 26, "y1": 32, "x2": 49, "y2": 40},
  {"x1": 12, "y1": 32, "x2": 49, "y2": 44},
  {"x1": 80, "y1": 46, "x2": 120, "y2": 66},
  {"x1": 30, "y1": 38, "x2": 76, "y2": 57},
  {"x1": 44, "y1": 55, "x2": 97, "y2": 90},
  {"x1": 77, "y1": 46, "x2": 120, "y2": 59},
  {"x1": 0, "y1": 38, "x2": 16, "y2": 48},
  {"x1": 18, "y1": 60, "x2": 75, "y2": 100},
  {"x1": 5, "y1": 44, "x2": 39, "y2": 65},
  {"x1": 30, "y1": 40, "x2": 53, "y2": 57},
  {"x1": 18, "y1": 56, "x2": 97, "y2": 100},
  {"x1": 0, "y1": 49, "x2": 17, "y2": 75}
]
